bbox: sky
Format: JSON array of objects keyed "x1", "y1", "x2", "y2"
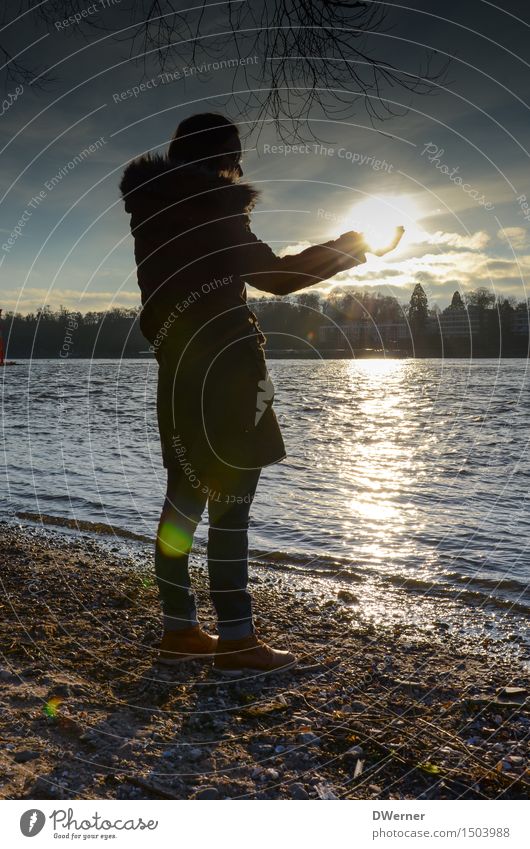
[{"x1": 1, "y1": 0, "x2": 529, "y2": 314}]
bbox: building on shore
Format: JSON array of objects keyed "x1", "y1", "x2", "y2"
[
  {"x1": 318, "y1": 302, "x2": 530, "y2": 350},
  {"x1": 511, "y1": 305, "x2": 530, "y2": 335},
  {"x1": 318, "y1": 318, "x2": 411, "y2": 350},
  {"x1": 436, "y1": 304, "x2": 482, "y2": 338}
]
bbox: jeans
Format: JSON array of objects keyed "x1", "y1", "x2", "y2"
[{"x1": 155, "y1": 464, "x2": 261, "y2": 639}]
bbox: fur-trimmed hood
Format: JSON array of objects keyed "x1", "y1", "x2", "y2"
[{"x1": 119, "y1": 153, "x2": 259, "y2": 219}]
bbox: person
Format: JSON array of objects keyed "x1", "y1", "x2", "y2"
[{"x1": 120, "y1": 113, "x2": 403, "y2": 676}]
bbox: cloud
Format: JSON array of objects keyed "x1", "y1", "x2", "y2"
[
  {"x1": 2, "y1": 287, "x2": 139, "y2": 313},
  {"x1": 279, "y1": 241, "x2": 312, "y2": 256},
  {"x1": 250, "y1": 224, "x2": 530, "y2": 307},
  {"x1": 6, "y1": 226, "x2": 530, "y2": 314},
  {"x1": 497, "y1": 226, "x2": 528, "y2": 250},
  {"x1": 332, "y1": 225, "x2": 530, "y2": 304},
  {"x1": 421, "y1": 230, "x2": 491, "y2": 250}
]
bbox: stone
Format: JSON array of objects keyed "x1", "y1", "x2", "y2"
[
  {"x1": 13, "y1": 750, "x2": 39, "y2": 763},
  {"x1": 353, "y1": 759, "x2": 364, "y2": 779},
  {"x1": 316, "y1": 783, "x2": 338, "y2": 800},
  {"x1": 0, "y1": 669, "x2": 17, "y2": 683},
  {"x1": 345, "y1": 745, "x2": 364, "y2": 758},
  {"x1": 337, "y1": 590, "x2": 358, "y2": 604},
  {"x1": 299, "y1": 732, "x2": 320, "y2": 745},
  {"x1": 193, "y1": 786, "x2": 220, "y2": 800},
  {"x1": 395, "y1": 679, "x2": 427, "y2": 692},
  {"x1": 343, "y1": 701, "x2": 367, "y2": 713},
  {"x1": 290, "y1": 783, "x2": 309, "y2": 800},
  {"x1": 264, "y1": 768, "x2": 280, "y2": 780},
  {"x1": 496, "y1": 687, "x2": 527, "y2": 703},
  {"x1": 251, "y1": 743, "x2": 274, "y2": 755}
]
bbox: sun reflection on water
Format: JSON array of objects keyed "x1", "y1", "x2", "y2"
[{"x1": 345, "y1": 358, "x2": 414, "y2": 543}]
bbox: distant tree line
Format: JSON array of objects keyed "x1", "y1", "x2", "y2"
[
  {"x1": 2, "y1": 306, "x2": 145, "y2": 359},
  {"x1": 2, "y1": 285, "x2": 529, "y2": 359}
]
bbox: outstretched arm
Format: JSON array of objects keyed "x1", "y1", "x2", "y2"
[{"x1": 239, "y1": 225, "x2": 369, "y2": 296}]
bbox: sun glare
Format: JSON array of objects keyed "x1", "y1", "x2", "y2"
[{"x1": 347, "y1": 195, "x2": 423, "y2": 254}]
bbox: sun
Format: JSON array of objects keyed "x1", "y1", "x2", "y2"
[{"x1": 347, "y1": 195, "x2": 423, "y2": 255}]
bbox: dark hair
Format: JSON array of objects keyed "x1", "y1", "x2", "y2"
[{"x1": 168, "y1": 113, "x2": 241, "y2": 166}]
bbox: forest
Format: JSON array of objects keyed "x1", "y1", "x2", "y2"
[{"x1": 2, "y1": 285, "x2": 529, "y2": 359}]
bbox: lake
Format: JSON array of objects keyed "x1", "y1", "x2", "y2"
[{"x1": 2, "y1": 357, "x2": 529, "y2": 633}]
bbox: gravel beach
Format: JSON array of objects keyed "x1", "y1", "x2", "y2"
[{"x1": 1, "y1": 523, "x2": 528, "y2": 800}]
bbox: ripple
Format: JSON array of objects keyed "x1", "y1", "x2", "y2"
[{"x1": 3, "y1": 357, "x2": 530, "y2": 615}]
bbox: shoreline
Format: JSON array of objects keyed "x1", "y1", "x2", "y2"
[
  {"x1": 1, "y1": 524, "x2": 528, "y2": 800},
  {"x1": 10, "y1": 513, "x2": 530, "y2": 648}
]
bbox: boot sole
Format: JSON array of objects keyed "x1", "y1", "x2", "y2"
[
  {"x1": 157, "y1": 654, "x2": 215, "y2": 666},
  {"x1": 213, "y1": 660, "x2": 297, "y2": 678}
]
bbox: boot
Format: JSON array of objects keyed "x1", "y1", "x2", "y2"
[
  {"x1": 158, "y1": 625, "x2": 218, "y2": 665},
  {"x1": 214, "y1": 633, "x2": 296, "y2": 677}
]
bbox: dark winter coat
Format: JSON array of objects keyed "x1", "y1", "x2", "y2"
[{"x1": 119, "y1": 154, "x2": 367, "y2": 476}]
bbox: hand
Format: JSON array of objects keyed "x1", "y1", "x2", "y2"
[
  {"x1": 335, "y1": 229, "x2": 369, "y2": 257},
  {"x1": 371, "y1": 225, "x2": 405, "y2": 257}
]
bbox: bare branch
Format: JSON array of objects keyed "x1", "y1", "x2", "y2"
[{"x1": 1, "y1": 1, "x2": 448, "y2": 139}]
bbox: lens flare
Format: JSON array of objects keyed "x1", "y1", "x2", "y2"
[
  {"x1": 158, "y1": 521, "x2": 193, "y2": 557},
  {"x1": 43, "y1": 697, "x2": 62, "y2": 718}
]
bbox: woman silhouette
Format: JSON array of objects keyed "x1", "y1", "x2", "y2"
[{"x1": 120, "y1": 113, "x2": 403, "y2": 675}]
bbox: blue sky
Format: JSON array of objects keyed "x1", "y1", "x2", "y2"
[{"x1": 1, "y1": 0, "x2": 529, "y2": 313}]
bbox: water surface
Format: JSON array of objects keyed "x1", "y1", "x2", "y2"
[{"x1": 2, "y1": 357, "x2": 529, "y2": 627}]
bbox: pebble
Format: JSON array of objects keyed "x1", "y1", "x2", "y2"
[
  {"x1": 299, "y1": 732, "x2": 320, "y2": 745},
  {"x1": 193, "y1": 786, "x2": 220, "y2": 800},
  {"x1": 0, "y1": 669, "x2": 17, "y2": 683},
  {"x1": 337, "y1": 590, "x2": 358, "y2": 604},
  {"x1": 345, "y1": 745, "x2": 364, "y2": 758},
  {"x1": 48, "y1": 684, "x2": 70, "y2": 698},
  {"x1": 497, "y1": 687, "x2": 527, "y2": 702},
  {"x1": 343, "y1": 701, "x2": 367, "y2": 713},
  {"x1": 316, "y1": 783, "x2": 338, "y2": 800},
  {"x1": 290, "y1": 783, "x2": 309, "y2": 800},
  {"x1": 251, "y1": 743, "x2": 274, "y2": 755},
  {"x1": 264, "y1": 768, "x2": 280, "y2": 780},
  {"x1": 187, "y1": 747, "x2": 203, "y2": 761},
  {"x1": 13, "y1": 750, "x2": 39, "y2": 763}
]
